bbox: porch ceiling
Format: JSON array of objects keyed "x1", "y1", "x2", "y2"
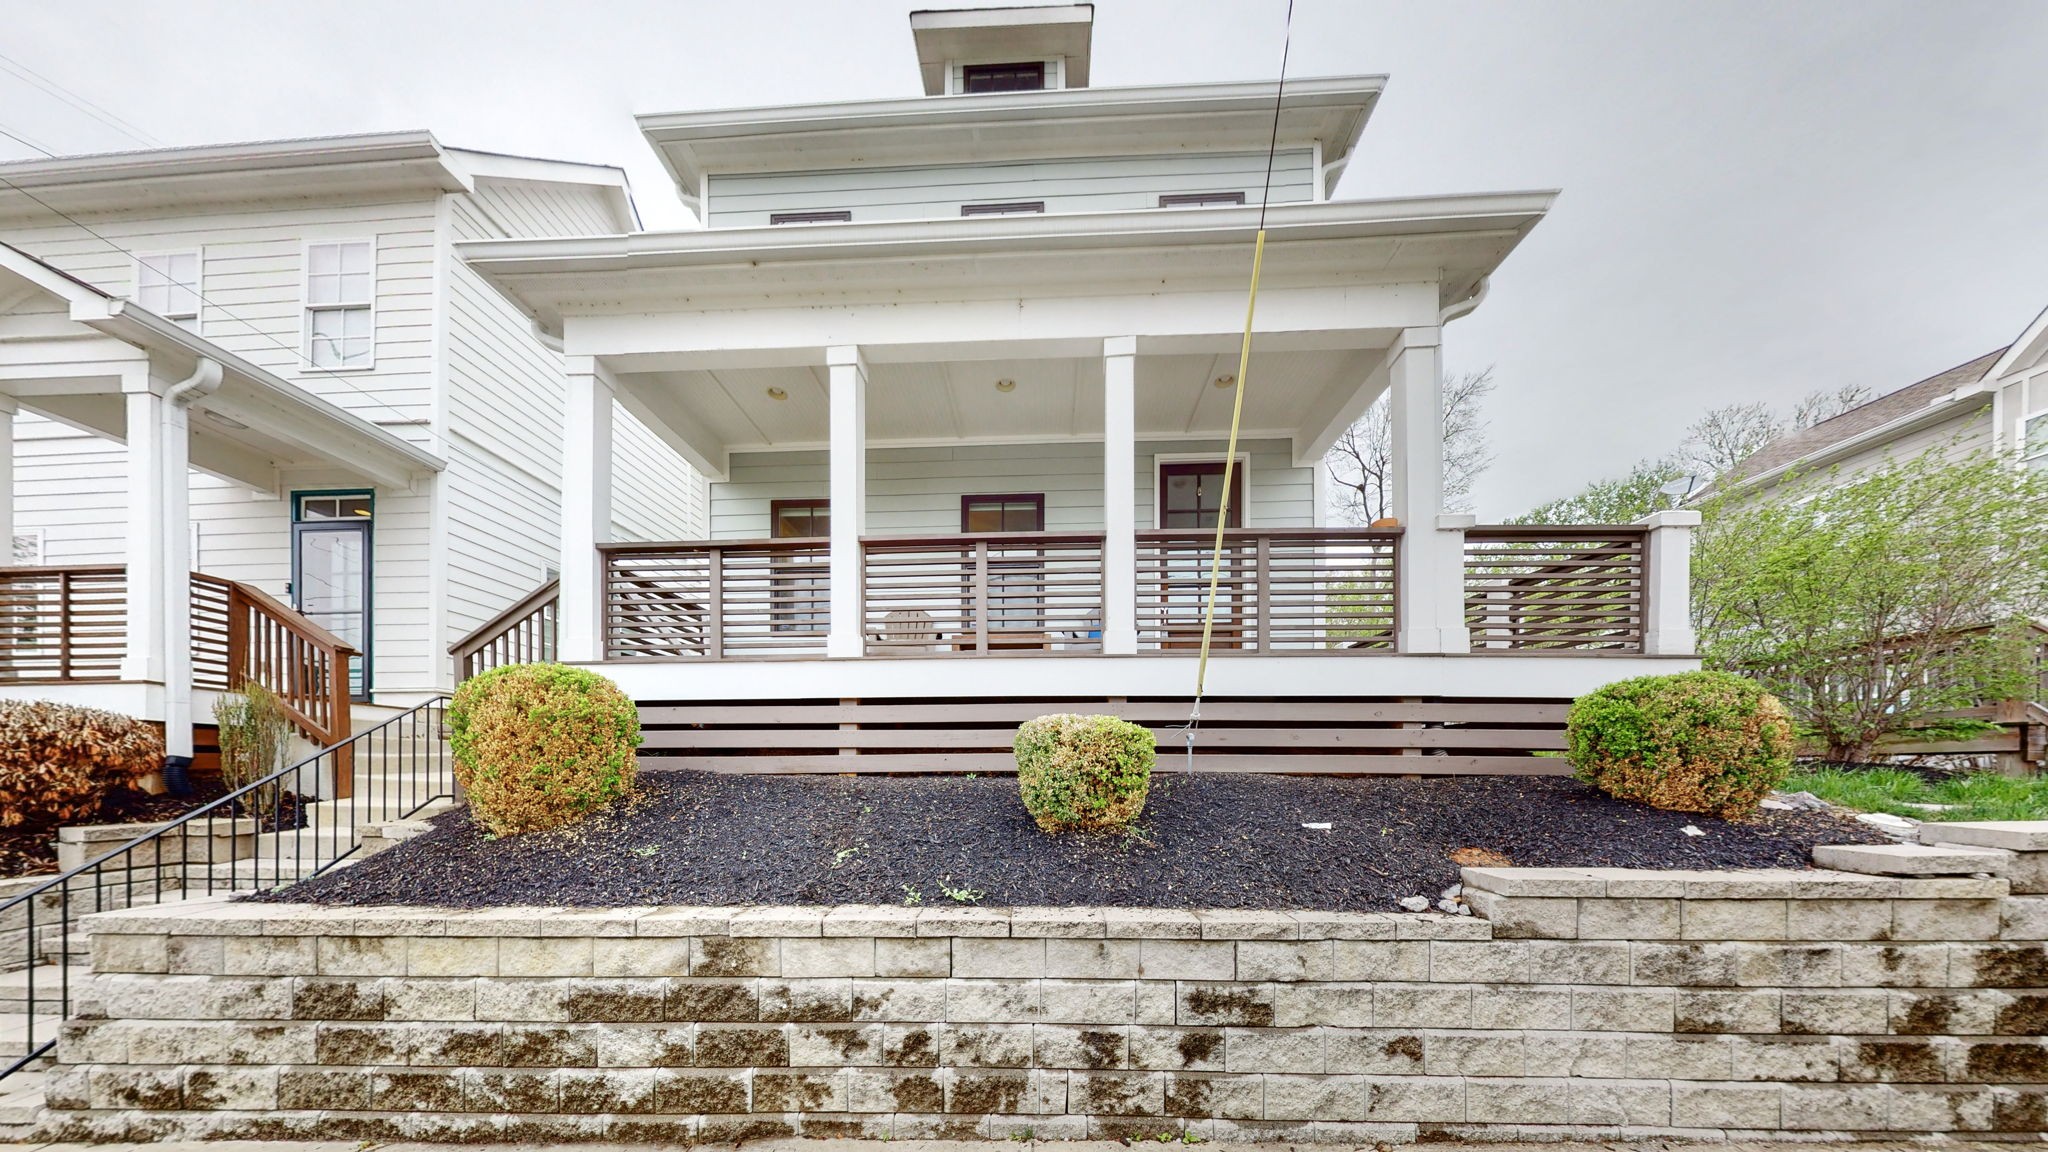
[{"x1": 616, "y1": 344, "x2": 1387, "y2": 457}]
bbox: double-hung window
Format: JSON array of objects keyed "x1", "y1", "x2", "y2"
[
  {"x1": 2025, "y1": 414, "x2": 2048, "y2": 470},
  {"x1": 305, "y1": 241, "x2": 374, "y2": 369},
  {"x1": 135, "y1": 252, "x2": 200, "y2": 330}
]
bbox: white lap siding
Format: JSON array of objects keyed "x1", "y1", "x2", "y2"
[{"x1": 709, "y1": 437, "x2": 1311, "y2": 537}]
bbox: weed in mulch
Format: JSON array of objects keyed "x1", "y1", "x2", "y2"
[{"x1": 257, "y1": 771, "x2": 1889, "y2": 912}]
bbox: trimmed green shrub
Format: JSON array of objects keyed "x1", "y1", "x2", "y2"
[
  {"x1": 1566, "y1": 670, "x2": 1795, "y2": 818},
  {"x1": 1014, "y1": 713, "x2": 1156, "y2": 833},
  {"x1": 0, "y1": 700, "x2": 162, "y2": 831},
  {"x1": 448, "y1": 663, "x2": 641, "y2": 836}
]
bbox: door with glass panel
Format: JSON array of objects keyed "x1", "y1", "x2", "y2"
[
  {"x1": 291, "y1": 493, "x2": 372, "y2": 699},
  {"x1": 1157, "y1": 461, "x2": 1246, "y2": 648}
]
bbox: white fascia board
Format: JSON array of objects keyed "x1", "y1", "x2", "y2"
[
  {"x1": 1984, "y1": 303, "x2": 2048, "y2": 384},
  {"x1": 0, "y1": 130, "x2": 460, "y2": 191},
  {"x1": 460, "y1": 191, "x2": 1552, "y2": 277},
  {"x1": 1710, "y1": 393, "x2": 1992, "y2": 499},
  {"x1": 443, "y1": 148, "x2": 642, "y2": 232},
  {"x1": 636, "y1": 74, "x2": 1385, "y2": 191}
]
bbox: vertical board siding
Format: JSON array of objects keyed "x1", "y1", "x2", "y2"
[
  {"x1": 707, "y1": 150, "x2": 1315, "y2": 227},
  {"x1": 709, "y1": 438, "x2": 1311, "y2": 537}
]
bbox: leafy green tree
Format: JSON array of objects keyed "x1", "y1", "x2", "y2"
[
  {"x1": 1512, "y1": 458, "x2": 1685, "y2": 525},
  {"x1": 1692, "y1": 447, "x2": 2048, "y2": 761}
]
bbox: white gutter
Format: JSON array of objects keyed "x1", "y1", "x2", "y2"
[
  {"x1": 1437, "y1": 276, "x2": 1490, "y2": 325},
  {"x1": 165, "y1": 356, "x2": 223, "y2": 407},
  {"x1": 1710, "y1": 392, "x2": 1992, "y2": 499}
]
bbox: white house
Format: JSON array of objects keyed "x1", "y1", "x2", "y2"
[
  {"x1": 452, "y1": 4, "x2": 1702, "y2": 772},
  {"x1": 0, "y1": 133, "x2": 702, "y2": 766},
  {"x1": 1720, "y1": 304, "x2": 2048, "y2": 500}
]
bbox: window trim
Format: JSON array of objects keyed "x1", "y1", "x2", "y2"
[
  {"x1": 769, "y1": 210, "x2": 853, "y2": 225},
  {"x1": 960, "y1": 60, "x2": 1047, "y2": 93},
  {"x1": 961, "y1": 201, "x2": 1046, "y2": 217},
  {"x1": 768, "y1": 498, "x2": 832, "y2": 540},
  {"x1": 1153, "y1": 454, "x2": 1252, "y2": 529},
  {"x1": 133, "y1": 249, "x2": 202, "y2": 329},
  {"x1": 2024, "y1": 411, "x2": 2048, "y2": 468},
  {"x1": 1159, "y1": 192, "x2": 1249, "y2": 209},
  {"x1": 959, "y1": 493, "x2": 1047, "y2": 534},
  {"x1": 301, "y1": 239, "x2": 377, "y2": 372}
]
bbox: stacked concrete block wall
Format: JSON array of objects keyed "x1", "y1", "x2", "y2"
[
  {"x1": 37, "y1": 838, "x2": 2048, "y2": 1144},
  {"x1": 1, "y1": 872, "x2": 185, "y2": 974}
]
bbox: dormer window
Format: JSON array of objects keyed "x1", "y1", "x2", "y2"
[
  {"x1": 1159, "y1": 192, "x2": 1248, "y2": 208},
  {"x1": 962, "y1": 201, "x2": 1046, "y2": 217},
  {"x1": 962, "y1": 61, "x2": 1045, "y2": 92}
]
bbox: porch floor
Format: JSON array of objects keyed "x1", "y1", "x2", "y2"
[{"x1": 258, "y1": 773, "x2": 1884, "y2": 912}]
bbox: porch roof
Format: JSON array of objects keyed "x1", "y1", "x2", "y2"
[{"x1": 0, "y1": 241, "x2": 444, "y2": 489}]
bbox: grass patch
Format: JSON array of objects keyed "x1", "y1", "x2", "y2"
[{"x1": 1784, "y1": 765, "x2": 2048, "y2": 821}]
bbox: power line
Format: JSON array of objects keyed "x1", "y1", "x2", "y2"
[
  {"x1": 0, "y1": 51, "x2": 161, "y2": 148},
  {"x1": 0, "y1": 143, "x2": 423, "y2": 428},
  {"x1": 0, "y1": 121, "x2": 60, "y2": 158}
]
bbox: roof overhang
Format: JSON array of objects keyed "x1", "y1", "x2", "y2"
[
  {"x1": 910, "y1": 4, "x2": 1095, "y2": 94},
  {"x1": 1984, "y1": 303, "x2": 2048, "y2": 384},
  {"x1": 458, "y1": 191, "x2": 1550, "y2": 332},
  {"x1": 0, "y1": 242, "x2": 443, "y2": 490},
  {"x1": 636, "y1": 75, "x2": 1383, "y2": 214},
  {"x1": 0, "y1": 132, "x2": 639, "y2": 231},
  {"x1": 1708, "y1": 392, "x2": 1991, "y2": 500}
]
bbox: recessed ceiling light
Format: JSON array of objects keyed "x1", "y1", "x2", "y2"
[
  {"x1": 200, "y1": 408, "x2": 248, "y2": 430},
  {"x1": 765, "y1": 387, "x2": 788, "y2": 401},
  {"x1": 994, "y1": 379, "x2": 1016, "y2": 393},
  {"x1": 1213, "y1": 375, "x2": 1237, "y2": 390}
]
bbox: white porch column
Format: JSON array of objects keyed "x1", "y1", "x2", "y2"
[
  {"x1": 1388, "y1": 326, "x2": 1469, "y2": 653},
  {"x1": 826, "y1": 345, "x2": 868, "y2": 659},
  {"x1": 559, "y1": 356, "x2": 615, "y2": 664},
  {"x1": 1102, "y1": 337, "x2": 1138, "y2": 654},
  {"x1": 120, "y1": 367, "x2": 199, "y2": 758},
  {"x1": 0, "y1": 396, "x2": 15, "y2": 561},
  {"x1": 1638, "y1": 509, "x2": 1701, "y2": 656}
]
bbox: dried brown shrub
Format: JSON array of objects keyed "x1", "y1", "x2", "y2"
[
  {"x1": 1566, "y1": 670, "x2": 1796, "y2": 818},
  {"x1": 0, "y1": 699, "x2": 163, "y2": 831},
  {"x1": 448, "y1": 663, "x2": 641, "y2": 837}
]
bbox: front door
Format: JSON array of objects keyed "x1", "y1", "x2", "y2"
[
  {"x1": 291, "y1": 492, "x2": 372, "y2": 700},
  {"x1": 1157, "y1": 461, "x2": 1246, "y2": 647}
]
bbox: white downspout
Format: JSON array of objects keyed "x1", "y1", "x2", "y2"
[
  {"x1": 1438, "y1": 276, "x2": 1490, "y2": 326},
  {"x1": 159, "y1": 355, "x2": 221, "y2": 790}
]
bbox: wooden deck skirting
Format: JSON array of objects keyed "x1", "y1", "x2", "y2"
[{"x1": 634, "y1": 697, "x2": 1573, "y2": 775}]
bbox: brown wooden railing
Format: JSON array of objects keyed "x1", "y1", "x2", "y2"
[
  {"x1": 231, "y1": 580, "x2": 356, "y2": 764},
  {"x1": 0, "y1": 565, "x2": 126, "y2": 681},
  {"x1": 1135, "y1": 529, "x2": 1399, "y2": 652},
  {"x1": 450, "y1": 578, "x2": 559, "y2": 681},
  {"x1": 863, "y1": 532, "x2": 1105, "y2": 656},
  {"x1": 1463, "y1": 526, "x2": 1648, "y2": 652},
  {"x1": 601, "y1": 539, "x2": 829, "y2": 659}
]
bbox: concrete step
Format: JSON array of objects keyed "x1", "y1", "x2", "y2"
[
  {"x1": 0, "y1": 1079, "x2": 45, "y2": 1127},
  {"x1": 1813, "y1": 842, "x2": 2011, "y2": 877},
  {"x1": 1920, "y1": 820, "x2": 2048, "y2": 852}
]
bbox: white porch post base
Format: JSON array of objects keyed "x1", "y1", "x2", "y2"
[
  {"x1": 1388, "y1": 327, "x2": 1469, "y2": 653},
  {"x1": 826, "y1": 346, "x2": 868, "y2": 659},
  {"x1": 1639, "y1": 509, "x2": 1700, "y2": 655},
  {"x1": 1101, "y1": 337, "x2": 1138, "y2": 654},
  {"x1": 559, "y1": 358, "x2": 615, "y2": 664}
]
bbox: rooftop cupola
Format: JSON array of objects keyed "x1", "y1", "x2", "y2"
[{"x1": 910, "y1": 4, "x2": 1094, "y2": 95}]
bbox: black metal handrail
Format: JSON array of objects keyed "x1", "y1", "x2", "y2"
[{"x1": 0, "y1": 695, "x2": 456, "y2": 1082}]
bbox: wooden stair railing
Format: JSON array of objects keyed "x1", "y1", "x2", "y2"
[
  {"x1": 193, "y1": 572, "x2": 358, "y2": 794},
  {"x1": 450, "y1": 578, "x2": 559, "y2": 681}
]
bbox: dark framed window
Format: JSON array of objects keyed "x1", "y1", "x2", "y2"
[
  {"x1": 961, "y1": 494, "x2": 1046, "y2": 534},
  {"x1": 1159, "y1": 191, "x2": 1248, "y2": 208},
  {"x1": 769, "y1": 499, "x2": 830, "y2": 538},
  {"x1": 962, "y1": 61, "x2": 1045, "y2": 93},
  {"x1": 1159, "y1": 461, "x2": 1243, "y2": 529},
  {"x1": 769, "y1": 210, "x2": 852, "y2": 225},
  {"x1": 961, "y1": 201, "x2": 1046, "y2": 217}
]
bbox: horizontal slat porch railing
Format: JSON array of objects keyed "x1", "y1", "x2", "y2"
[
  {"x1": 450, "y1": 578, "x2": 559, "y2": 681},
  {"x1": 1135, "y1": 529, "x2": 1399, "y2": 653},
  {"x1": 1463, "y1": 525, "x2": 1649, "y2": 653},
  {"x1": 0, "y1": 565, "x2": 126, "y2": 682},
  {"x1": 601, "y1": 539, "x2": 829, "y2": 659},
  {"x1": 862, "y1": 532, "x2": 1106, "y2": 656}
]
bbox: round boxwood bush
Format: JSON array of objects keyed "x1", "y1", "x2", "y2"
[
  {"x1": 0, "y1": 700, "x2": 162, "y2": 831},
  {"x1": 448, "y1": 663, "x2": 642, "y2": 836},
  {"x1": 1566, "y1": 669, "x2": 1796, "y2": 818},
  {"x1": 1014, "y1": 713, "x2": 1156, "y2": 834}
]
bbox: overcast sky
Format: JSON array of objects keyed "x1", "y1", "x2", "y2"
[{"x1": 4, "y1": 0, "x2": 2044, "y2": 516}]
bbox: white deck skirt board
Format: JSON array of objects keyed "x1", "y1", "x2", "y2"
[
  {"x1": 0, "y1": 681, "x2": 164, "y2": 716},
  {"x1": 708, "y1": 150, "x2": 1314, "y2": 227},
  {"x1": 592, "y1": 653, "x2": 1700, "y2": 703}
]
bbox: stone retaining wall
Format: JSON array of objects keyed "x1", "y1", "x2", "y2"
[{"x1": 37, "y1": 860, "x2": 2048, "y2": 1144}]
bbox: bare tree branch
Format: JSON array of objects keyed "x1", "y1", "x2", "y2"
[{"x1": 1325, "y1": 367, "x2": 1495, "y2": 525}]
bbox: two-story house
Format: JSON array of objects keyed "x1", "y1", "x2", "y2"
[
  {"x1": 0, "y1": 133, "x2": 702, "y2": 766},
  {"x1": 453, "y1": 4, "x2": 1703, "y2": 772}
]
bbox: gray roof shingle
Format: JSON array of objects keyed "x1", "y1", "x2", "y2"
[{"x1": 1730, "y1": 347, "x2": 2007, "y2": 481}]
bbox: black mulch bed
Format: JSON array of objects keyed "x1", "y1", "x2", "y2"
[
  {"x1": 0, "y1": 779, "x2": 233, "y2": 880},
  {"x1": 259, "y1": 771, "x2": 1891, "y2": 912}
]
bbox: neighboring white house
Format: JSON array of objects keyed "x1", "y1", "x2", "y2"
[
  {"x1": 448, "y1": 4, "x2": 1703, "y2": 772},
  {"x1": 0, "y1": 134, "x2": 703, "y2": 762},
  {"x1": 1719, "y1": 303, "x2": 2048, "y2": 499}
]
